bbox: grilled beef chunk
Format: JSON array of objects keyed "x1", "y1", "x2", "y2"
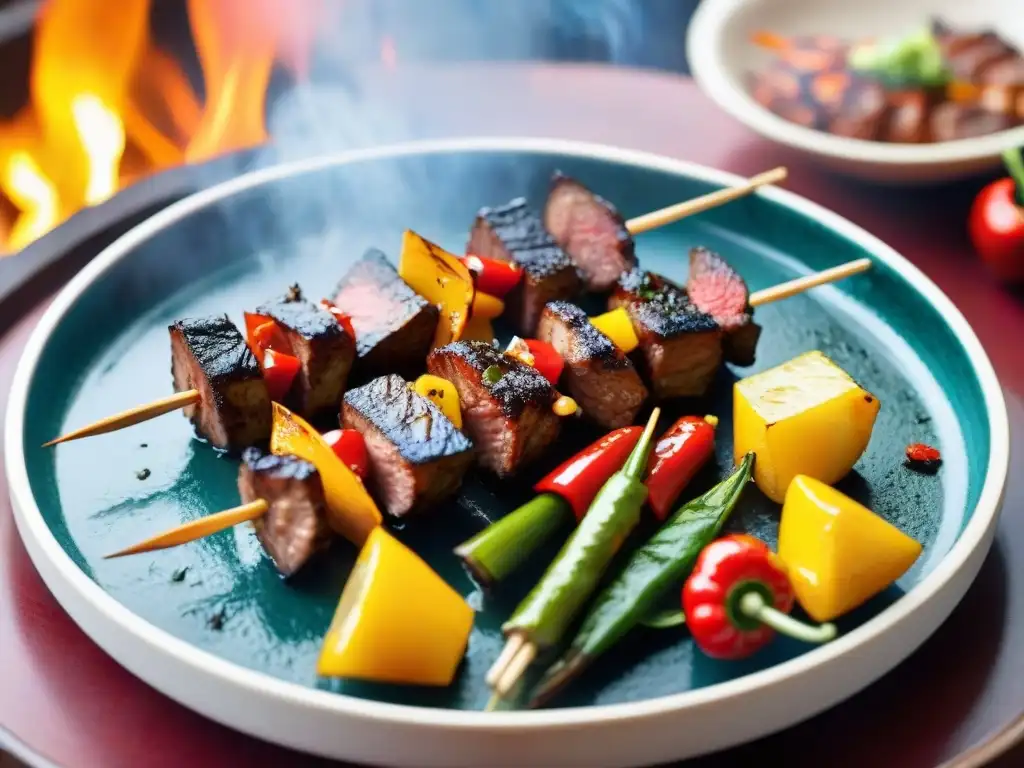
[
  {"x1": 610, "y1": 269, "x2": 723, "y2": 400},
  {"x1": 468, "y1": 198, "x2": 580, "y2": 335},
  {"x1": 543, "y1": 173, "x2": 636, "y2": 292},
  {"x1": 170, "y1": 315, "x2": 271, "y2": 450},
  {"x1": 342, "y1": 374, "x2": 474, "y2": 517},
  {"x1": 256, "y1": 287, "x2": 354, "y2": 418},
  {"x1": 536, "y1": 301, "x2": 647, "y2": 429},
  {"x1": 686, "y1": 247, "x2": 762, "y2": 366},
  {"x1": 426, "y1": 341, "x2": 559, "y2": 477},
  {"x1": 332, "y1": 249, "x2": 438, "y2": 379},
  {"x1": 238, "y1": 448, "x2": 331, "y2": 576}
]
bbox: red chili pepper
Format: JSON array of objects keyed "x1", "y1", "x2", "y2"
[
  {"x1": 463, "y1": 254, "x2": 523, "y2": 298},
  {"x1": 683, "y1": 534, "x2": 836, "y2": 660},
  {"x1": 905, "y1": 442, "x2": 942, "y2": 474},
  {"x1": 262, "y1": 348, "x2": 301, "y2": 402},
  {"x1": 969, "y1": 148, "x2": 1024, "y2": 286},
  {"x1": 322, "y1": 428, "x2": 370, "y2": 479},
  {"x1": 318, "y1": 298, "x2": 356, "y2": 339},
  {"x1": 524, "y1": 339, "x2": 564, "y2": 386},
  {"x1": 534, "y1": 426, "x2": 643, "y2": 521},
  {"x1": 645, "y1": 415, "x2": 717, "y2": 520}
]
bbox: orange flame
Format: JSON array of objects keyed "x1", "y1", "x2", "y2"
[{"x1": 0, "y1": 0, "x2": 324, "y2": 253}]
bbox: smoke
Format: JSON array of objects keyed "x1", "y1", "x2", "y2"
[{"x1": 183, "y1": 0, "x2": 651, "y2": 274}]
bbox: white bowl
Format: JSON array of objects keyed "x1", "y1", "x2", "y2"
[{"x1": 687, "y1": 0, "x2": 1024, "y2": 183}]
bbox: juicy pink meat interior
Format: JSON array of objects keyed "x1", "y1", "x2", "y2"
[{"x1": 547, "y1": 183, "x2": 628, "y2": 290}]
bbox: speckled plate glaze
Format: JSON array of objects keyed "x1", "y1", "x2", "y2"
[{"x1": 4, "y1": 139, "x2": 1009, "y2": 768}]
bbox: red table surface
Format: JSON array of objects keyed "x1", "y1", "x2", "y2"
[{"x1": 1, "y1": 65, "x2": 1023, "y2": 767}]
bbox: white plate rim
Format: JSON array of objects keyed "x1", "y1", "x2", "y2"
[
  {"x1": 2, "y1": 137, "x2": 1009, "y2": 739},
  {"x1": 686, "y1": 0, "x2": 1024, "y2": 167}
]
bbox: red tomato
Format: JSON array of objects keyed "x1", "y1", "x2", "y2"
[
  {"x1": 524, "y1": 339, "x2": 564, "y2": 386},
  {"x1": 262, "y1": 349, "x2": 300, "y2": 401},
  {"x1": 463, "y1": 254, "x2": 523, "y2": 298},
  {"x1": 968, "y1": 152, "x2": 1024, "y2": 286},
  {"x1": 322, "y1": 429, "x2": 370, "y2": 479}
]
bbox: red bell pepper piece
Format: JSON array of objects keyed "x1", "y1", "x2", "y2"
[
  {"x1": 535, "y1": 425, "x2": 643, "y2": 521},
  {"x1": 318, "y1": 298, "x2": 356, "y2": 339},
  {"x1": 524, "y1": 339, "x2": 564, "y2": 386},
  {"x1": 463, "y1": 254, "x2": 523, "y2": 298},
  {"x1": 322, "y1": 428, "x2": 370, "y2": 479},
  {"x1": 244, "y1": 313, "x2": 291, "y2": 358},
  {"x1": 262, "y1": 348, "x2": 301, "y2": 402},
  {"x1": 683, "y1": 534, "x2": 836, "y2": 660},
  {"x1": 969, "y1": 147, "x2": 1024, "y2": 286},
  {"x1": 646, "y1": 415, "x2": 717, "y2": 520}
]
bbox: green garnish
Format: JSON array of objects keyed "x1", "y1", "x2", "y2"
[
  {"x1": 848, "y1": 26, "x2": 951, "y2": 89},
  {"x1": 483, "y1": 365, "x2": 502, "y2": 385}
]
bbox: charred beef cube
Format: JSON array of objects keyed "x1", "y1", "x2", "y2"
[
  {"x1": 255, "y1": 287, "x2": 354, "y2": 418},
  {"x1": 610, "y1": 270, "x2": 723, "y2": 400},
  {"x1": 543, "y1": 173, "x2": 637, "y2": 292},
  {"x1": 170, "y1": 315, "x2": 271, "y2": 450},
  {"x1": 930, "y1": 101, "x2": 1016, "y2": 142},
  {"x1": 343, "y1": 375, "x2": 473, "y2": 517},
  {"x1": 536, "y1": 301, "x2": 647, "y2": 429},
  {"x1": 332, "y1": 249, "x2": 438, "y2": 379},
  {"x1": 686, "y1": 247, "x2": 762, "y2": 366},
  {"x1": 468, "y1": 198, "x2": 580, "y2": 335},
  {"x1": 238, "y1": 448, "x2": 331, "y2": 577},
  {"x1": 426, "y1": 341, "x2": 559, "y2": 477}
]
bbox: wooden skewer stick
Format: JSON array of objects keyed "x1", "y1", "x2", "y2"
[
  {"x1": 625, "y1": 166, "x2": 788, "y2": 235},
  {"x1": 43, "y1": 388, "x2": 201, "y2": 447},
  {"x1": 749, "y1": 257, "x2": 872, "y2": 307},
  {"x1": 104, "y1": 499, "x2": 268, "y2": 559},
  {"x1": 485, "y1": 632, "x2": 526, "y2": 687},
  {"x1": 494, "y1": 642, "x2": 538, "y2": 698}
]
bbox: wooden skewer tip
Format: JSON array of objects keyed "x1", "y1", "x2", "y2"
[
  {"x1": 494, "y1": 642, "x2": 538, "y2": 698},
  {"x1": 104, "y1": 499, "x2": 268, "y2": 559},
  {"x1": 43, "y1": 389, "x2": 202, "y2": 447}
]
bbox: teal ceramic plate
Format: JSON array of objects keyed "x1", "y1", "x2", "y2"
[{"x1": 4, "y1": 139, "x2": 1009, "y2": 768}]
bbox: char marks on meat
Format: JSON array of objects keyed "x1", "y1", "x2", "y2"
[
  {"x1": 342, "y1": 374, "x2": 474, "y2": 517},
  {"x1": 238, "y1": 447, "x2": 331, "y2": 576},
  {"x1": 468, "y1": 198, "x2": 580, "y2": 335},
  {"x1": 543, "y1": 173, "x2": 637, "y2": 292},
  {"x1": 332, "y1": 249, "x2": 438, "y2": 380},
  {"x1": 685, "y1": 247, "x2": 762, "y2": 366},
  {"x1": 610, "y1": 269, "x2": 723, "y2": 400},
  {"x1": 536, "y1": 301, "x2": 647, "y2": 429},
  {"x1": 169, "y1": 315, "x2": 271, "y2": 451},
  {"x1": 426, "y1": 341, "x2": 559, "y2": 477},
  {"x1": 257, "y1": 286, "x2": 354, "y2": 418}
]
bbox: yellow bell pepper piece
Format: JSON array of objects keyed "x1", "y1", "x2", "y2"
[
  {"x1": 589, "y1": 307, "x2": 639, "y2": 354},
  {"x1": 398, "y1": 229, "x2": 473, "y2": 348},
  {"x1": 460, "y1": 315, "x2": 495, "y2": 344},
  {"x1": 317, "y1": 527, "x2": 474, "y2": 685},
  {"x1": 270, "y1": 402, "x2": 381, "y2": 545},
  {"x1": 778, "y1": 475, "x2": 922, "y2": 622},
  {"x1": 413, "y1": 374, "x2": 463, "y2": 429},
  {"x1": 734, "y1": 350, "x2": 880, "y2": 503},
  {"x1": 470, "y1": 291, "x2": 505, "y2": 320}
]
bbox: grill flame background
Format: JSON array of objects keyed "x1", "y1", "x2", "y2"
[
  {"x1": 0, "y1": 0, "x2": 643, "y2": 254},
  {"x1": 0, "y1": 0, "x2": 326, "y2": 252}
]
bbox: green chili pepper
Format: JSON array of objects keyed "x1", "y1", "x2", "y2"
[
  {"x1": 456, "y1": 493, "x2": 572, "y2": 586},
  {"x1": 529, "y1": 452, "x2": 754, "y2": 707},
  {"x1": 501, "y1": 408, "x2": 661, "y2": 649},
  {"x1": 483, "y1": 365, "x2": 503, "y2": 385}
]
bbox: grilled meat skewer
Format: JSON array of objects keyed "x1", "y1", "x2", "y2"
[
  {"x1": 427, "y1": 340, "x2": 560, "y2": 477},
  {"x1": 686, "y1": 247, "x2": 762, "y2": 366},
  {"x1": 469, "y1": 198, "x2": 581, "y2": 336},
  {"x1": 253, "y1": 288, "x2": 355, "y2": 418},
  {"x1": 170, "y1": 315, "x2": 273, "y2": 451},
  {"x1": 610, "y1": 270, "x2": 724, "y2": 400},
  {"x1": 342, "y1": 374, "x2": 474, "y2": 517},
  {"x1": 543, "y1": 172, "x2": 637, "y2": 293},
  {"x1": 332, "y1": 248, "x2": 439, "y2": 380},
  {"x1": 536, "y1": 301, "x2": 648, "y2": 429}
]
